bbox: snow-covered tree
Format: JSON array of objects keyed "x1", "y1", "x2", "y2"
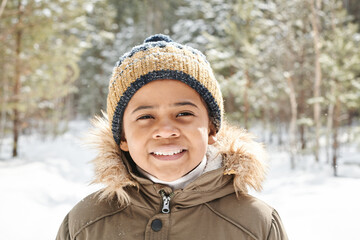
[
  {"x1": 75, "y1": 0, "x2": 185, "y2": 116},
  {"x1": 206, "y1": 0, "x2": 274, "y2": 129},
  {"x1": 320, "y1": 0, "x2": 360, "y2": 175},
  {"x1": 0, "y1": 0, "x2": 88, "y2": 156}
]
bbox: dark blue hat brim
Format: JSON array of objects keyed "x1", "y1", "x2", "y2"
[{"x1": 111, "y1": 69, "x2": 221, "y2": 145}]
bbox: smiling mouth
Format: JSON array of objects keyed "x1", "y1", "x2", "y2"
[
  {"x1": 150, "y1": 149, "x2": 187, "y2": 160},
  {"x1": 152, "y1": 149, "x2": 185, "y2": 156}
]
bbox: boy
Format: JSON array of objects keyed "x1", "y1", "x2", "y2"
[{"x1": 57, "y1": 34, "x2": 288, "y2": 239}]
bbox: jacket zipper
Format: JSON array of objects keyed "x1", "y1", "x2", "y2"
[{"x1": 160, "y1": 190, "x2": 173, "y2": 214}]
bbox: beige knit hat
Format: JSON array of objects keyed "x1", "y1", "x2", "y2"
[{"x1": 107, "y1": 34, "x2": 223, "y2": 144}]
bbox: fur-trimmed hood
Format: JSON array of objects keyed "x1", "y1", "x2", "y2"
[{"x1": 87, "y1": 114, "x2": 268, "y2": 205}]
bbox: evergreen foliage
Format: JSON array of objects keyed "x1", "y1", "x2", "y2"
[
  {"x1": 0, "y1": 0, "x2": 88, "y2": 155},
  {"x1": 0, "y1": 0, "x2": 359, "y2": 170}
]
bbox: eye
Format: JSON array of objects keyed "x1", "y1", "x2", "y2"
[
  {"x1": 177, "y1": 112, "x2": 194, "y2": 117},
  {"x1": 137, "y1": 115, "x2": 154, "y2": 120}
]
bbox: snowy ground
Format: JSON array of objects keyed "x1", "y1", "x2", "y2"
[{"x1": 0, "y1": 121, "x2": 359, "y2": 240}]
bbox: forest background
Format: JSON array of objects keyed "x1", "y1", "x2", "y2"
[{"x1": 1, "y1": 0, "x2": 360, "y2": 175}]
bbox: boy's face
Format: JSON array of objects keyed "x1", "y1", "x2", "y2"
[{"x1": 120, "y1": 79, "x2": 216, "y2": 182}]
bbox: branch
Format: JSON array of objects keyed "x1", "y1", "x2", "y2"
[{"x1": 0, "y1": 0, "x2": 8, "y2": 18}]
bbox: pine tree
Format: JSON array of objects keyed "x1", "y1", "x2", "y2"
[
  {"x1": 320, "y1": 0, "x2": 360, "y2": 175},
  {"x1": 75, "y1": 0, "x2": 185, "y2": 117},
  {"x1": 0, "y1": 0, "x2": 87, "y2": 156},
  {"x1": 171, "y1": 0, "x2": 234, "y2": 51},
  {"x1": 206, "y1": 0, "x2": 272, "y2": 129}
]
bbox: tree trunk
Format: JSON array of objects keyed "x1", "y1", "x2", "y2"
[
  {"x1": 298, "y1": 78, "x2": 306, "y2": 150},
  {"x1": 260, "y1": 107, "x2": 266, "y2": 142},
  {"x1": 286, "y1": 75, "x2": 298, "y2": 169},
  {"x1": 298, "y1": 47, "x2": 307, "y2": 150},
  {"x1": 310, "y1": 0, "x2": 323, "y2": 162},
  {"x1": 0, "y1": 0, "x2": 8, "y2": 18},
  {"x1": 346, "y1": 109, "x2": 354, "y2": 143},
  {"x1": 326, "y1": 83, "x2": 336, "y2": 164},
  {"x1": 145, "y1": 0, "x2": 164, "y2": 35},
  {"x1": 0, "y1": 57, "x2": 8, "y2": 155},
  {"x1": 145, "y1": 0, "x2": 153, "y2": 35},
  {"x1": 224, "y1": 92, "x2": 235, "y2": 114},
  {"x1": 277, "y1": 121, "x2": 283, "y2": 146},
  {"x1": 12, "y1": 0, "x2": 23, "y2": 157},
  {"x1": 244, "y1": 69, "x2": 250, "y2": 129},
  {"x1": 332, "y1": 96, "x2": 340, "y2": 177}
]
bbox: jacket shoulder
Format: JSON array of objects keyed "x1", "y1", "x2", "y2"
[
  {"x1": 64, "y1": 191, "x2": 127, "y2": 238},
  {"x1": 207, "y1": 193, "x2": 287, "y2": 240}
]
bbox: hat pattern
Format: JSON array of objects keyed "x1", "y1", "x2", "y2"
[{"x1": 107, "y1": 34, "x2": 223, "y2": 145}]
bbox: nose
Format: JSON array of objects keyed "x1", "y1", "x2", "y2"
[{"x1": 152, "y1": 120, "x2": 180, "y2": 139}]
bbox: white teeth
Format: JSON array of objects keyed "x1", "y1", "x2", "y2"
[{"x1": 153, "y1": 149, "x2": 183, "y2": 156}]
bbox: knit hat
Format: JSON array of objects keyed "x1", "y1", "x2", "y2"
[{"x1": 107, "y1": 34, "x2": 224, "y2": 145}]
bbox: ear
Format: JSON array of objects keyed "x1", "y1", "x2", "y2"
[
  {"x1": 208, "y1": 124, "x2": 217, "y2": 145},
  {"x1": 120, "y1": 140, "x2": 129, "y2": 151}
]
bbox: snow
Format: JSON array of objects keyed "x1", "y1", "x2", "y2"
[
  {"x1": 0, "y1": 121, "x2": 101, "y2": 240},
  {"x1": 252, "y1": 150, "x2": 360, "y2": 240},
  {"x1": 0, "y1": 121, "x2": 359, "y2": 240}
]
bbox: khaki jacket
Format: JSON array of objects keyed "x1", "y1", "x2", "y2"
[{"x1": 56, "y1": 117, "x2": 288, "y2": 240}]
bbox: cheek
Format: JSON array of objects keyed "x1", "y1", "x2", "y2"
[
  {"x1": 122, "y1": 124, "x2": 141, "y2": 154},
  {"x1": 193, "y1": 126, "x2": 209, "y2": 149}
]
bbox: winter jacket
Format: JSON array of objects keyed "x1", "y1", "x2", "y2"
[{"x1": 56, "y1": 117, "x2": 288, "y2": 240}]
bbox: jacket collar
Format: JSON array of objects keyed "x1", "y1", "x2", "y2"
[
  {"x1": 87, "y1": 114, "x2": 268, "y2": 205},
  {"x1": 136, "y1": 154, "x2": 208, "y2": 190}
]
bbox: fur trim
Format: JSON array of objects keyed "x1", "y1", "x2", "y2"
[
  {"x1": 87, "y1": 114, "x2": 267, "y2": 203},
  {"x1": 215, "y1": 122, "x2": 268, "y2": 194},
  {"x1": 86, "y1": 113, "x2": 138, "y2": 205}
]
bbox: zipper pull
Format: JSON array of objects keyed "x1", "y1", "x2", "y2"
[{"x1": 160, "y1": 190, "x2": 173, "y2": 214}]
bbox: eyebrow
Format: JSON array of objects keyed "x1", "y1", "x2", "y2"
[
  {"x1": 172, "y1": 101, "x2": 199, "y2": 108},
  {"x1": 131, "y1": 101, "x2": 198, "y2": 114},
  {"x1": 131, "y1": 105, "x2": 154, "y2": 114}
]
